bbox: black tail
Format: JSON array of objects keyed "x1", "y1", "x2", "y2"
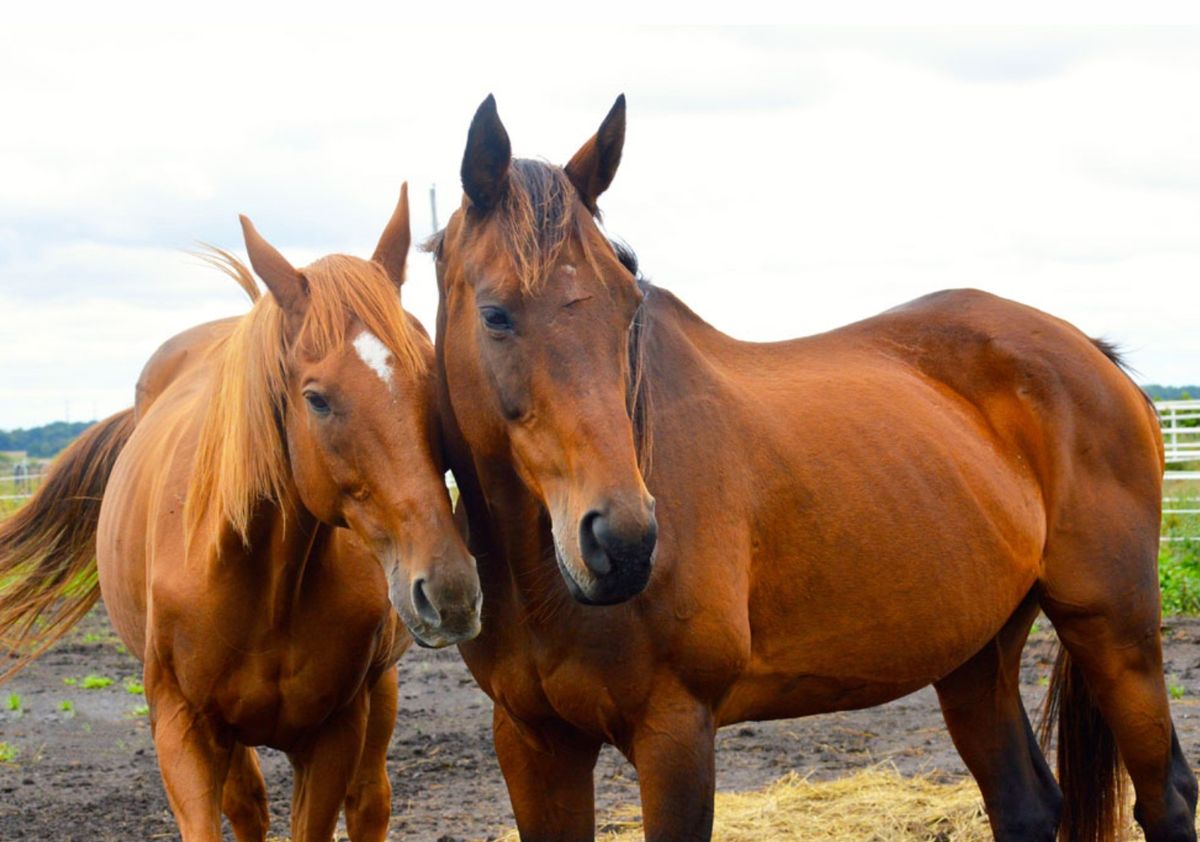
[{"x1": 1040, "y1": 646, "x2": 1126, "y2": 842}]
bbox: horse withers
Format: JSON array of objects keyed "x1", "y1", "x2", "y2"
[
  {"x1": 0, "y1": 185, "x2": 481, "y2": 842},
  {"x1": 432, "y1": 96, "x2": 1197, "y2": 842}
]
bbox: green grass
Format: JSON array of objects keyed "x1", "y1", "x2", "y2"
[
  {"x1": 61, "y1": 677, "x2": 77, "y2": 686},
  {"x1": 6, "y1": 693, "x2": 20, "y2": 712},
  {"x1": 124, "y1": 678, "x2": 144, "y2": 695},
  {"x1": 0, "y1": 742, "x2": 17, "y2": 763},
  {"x1": 0, "y1": 497, "x2": 23, "y2": 519},
  {"x1": 81, "y1": 674, "x2": 113, "y2": 690},
  {"x1": 131, "y1": 703, "x2": 149, "y2": 717},
  {"x1": 1159, "y1": 493, "x2": 1200, "y2": 615},
  {"x1": 58, "y1": 700, "x2": 73, "y2": 713}
]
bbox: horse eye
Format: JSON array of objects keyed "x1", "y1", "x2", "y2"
[
  {"x1": 480, "y1": 305, "x2": 514, "y2": 334},
  {"x1": 304, "y1": 391, "x2": 332, "y2": 416}
]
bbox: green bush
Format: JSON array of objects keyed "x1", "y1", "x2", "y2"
[{"x1": 1160, "y1": 540, "x2": 1200, "y2": 615}]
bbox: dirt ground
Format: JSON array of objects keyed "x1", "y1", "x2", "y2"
[{"x1": 3, "y1": 607, "x2": 1200, "y2": 842}]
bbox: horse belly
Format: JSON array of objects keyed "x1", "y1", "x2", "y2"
[{"x1": 719, "y1": 396, "x2": 1044, "y2": 724}]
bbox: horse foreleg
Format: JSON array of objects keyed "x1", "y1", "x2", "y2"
[
  {"x1": 493, "y1": 706, "x2": 601, "y2": 841},
  {"x1": 934, "y1": 589, "x2": 1061, "y2": 841},
  {"x1": 221, "y1": 743, "x2": 269, "y2": 842},
  {"x1": 288, "y1": 691, "x2": 369, "y2": 842},
  {"x1": 628, "y1": 691, "x2": 716, "y2": 842},
  {"x1": 147, "y1": 661, "x2": 234, "y2": 842},
  {"x1": 344, "y1": 666, "x2": 398, "y2": 842}
]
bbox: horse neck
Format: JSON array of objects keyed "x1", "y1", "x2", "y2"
[
  {"x1": 630, "y1": 282, "x2": 730, "y2": 459},
  {"x1": 449, "y1": 450, "x2": 558, "y2": 607}
]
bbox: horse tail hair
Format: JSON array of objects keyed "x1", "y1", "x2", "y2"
[
  {"x1": 0, "y1": 408, "x2": 136, "y2": 683},
  {"x1": 1039, "y1": 644, "x2": 1126, "y2": 842}
]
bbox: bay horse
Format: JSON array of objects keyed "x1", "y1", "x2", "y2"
[
  {"x1": 431, "y1": 96, "x2": 1197, "y2": 842},
  {"x1": 0, "y1": 185, "x2": 482, "y2": 841}
]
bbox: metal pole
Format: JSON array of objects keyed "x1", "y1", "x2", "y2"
[{"x1": 429, "y1": 184, "x2": 439, "y2": 235}]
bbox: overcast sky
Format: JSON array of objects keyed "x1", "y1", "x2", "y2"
[{"x1": 1, "y1": 24, "x2": 1198, "y2": 428}]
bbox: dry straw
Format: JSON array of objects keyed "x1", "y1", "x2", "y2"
[
  {"x1": 496, "y1": 764, "x2": 1189, "y2": 841},
  {"x1": 497, "y1": 767, "x2": 989, "y2": 842}
]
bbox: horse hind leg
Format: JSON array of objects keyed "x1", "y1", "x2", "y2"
[
  {"x1": 222, "y1": 743, "x2": 269, "y2": 842},
  {"x1": 934, "y1": 588, "x2": 1061, "y2": 841},
  {"x1": 1040, "y1": 520, "x2": 1198, "y2": 842}
]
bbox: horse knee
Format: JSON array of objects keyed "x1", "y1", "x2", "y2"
[
  {"x1": 345, "y1": 778, "x2": 391, "y2": 841},
  {"x1": 223, "y1": 787, "x2": 269, "y2": 840}
]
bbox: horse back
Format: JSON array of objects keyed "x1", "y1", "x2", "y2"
[{"x1": 135, "y1": 317, "x2": 238, "y2": 420}]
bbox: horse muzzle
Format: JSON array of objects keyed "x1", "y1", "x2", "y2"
[
  {"x1": 394, "y1": 558, "x2": 483, "y2": 648},
  {"x1": 556, "y1": 498, "x2": 657, "y2": 606}
]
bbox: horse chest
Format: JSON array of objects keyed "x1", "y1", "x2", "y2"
[
  {"x1": 221, "y1": 657, "x2": 366, "y2": 743},
  {"x1": 489, "y1": 652, "x2": 630, "y2": 739},
  {"x1": 157, "y1": 582, "x2": 385, "y2": 746},
  {"x1": 477, "y1": 615, "x2": 676, "y2": 741}
]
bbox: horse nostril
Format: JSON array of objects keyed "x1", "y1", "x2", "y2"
[
  {"x1": 579, "y1": 509, "x2": 613, "y2": 576},
  {"x1": 411, "y1": 578, "x2": 442, "y2": 627}
]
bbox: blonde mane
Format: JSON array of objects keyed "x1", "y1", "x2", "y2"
[{"x1": 185, "y1": 251, "x2": 429, "y2": 549}]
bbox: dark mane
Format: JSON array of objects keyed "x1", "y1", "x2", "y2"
[
  {"x1": 488, "y1": 159, "x2": 578, "y2": 292},
  {"x1": 618, "y1": 241, "x2": 654, "y2": 479},
  {"x1": 1091, "y1": 337, "x2": 1133, "y2": 375},
  {"x1": 1090, "y1": 337, "x2": 1153, "y2": 409},
  {"x1": 610, "y1": 238, "x2": 641, "y2": 280}
]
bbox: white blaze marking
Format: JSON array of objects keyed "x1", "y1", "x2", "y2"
[{"x1": 353, "y1": 331, "x2": 394, "y2": 390}]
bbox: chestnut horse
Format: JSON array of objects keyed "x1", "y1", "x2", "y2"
[
  {"x1": 0, "y1": 186, "x2": 481, "y2": 842},
  {"x1": 431, "y1": 96, "x2": 1197, "y2": 842}
]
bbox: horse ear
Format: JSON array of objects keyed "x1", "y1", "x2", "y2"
[
  {"x1": 565, "y1": 94, "x2": 626, "y2": 212},
  {"x1": 461, "y1": 94, "x2": 511, "y2": 213},
  {"x1": 373, "y1": 182, "x2": 410, "y2": 288},
  {"x1": 239, "y1": 215, "x2": 308, "y2": 321}
]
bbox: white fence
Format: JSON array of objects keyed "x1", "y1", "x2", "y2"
[
  {"x1": 0, "y1": 471, "x2": 45, "y2": 502},
  {"x1": 1162, "y1": 399, "x2": 1200, "y2": 481},
  {"x1": 1161, "y1": 399, "x2": 1200, "y2": 541}
]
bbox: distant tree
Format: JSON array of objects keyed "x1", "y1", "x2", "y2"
[
  {"x1": 0, "y1": 420, "x2": 97, "y2": 458},
  {"x1": 1143, "y1": 385, "x2": 1199, "y2": 401}
]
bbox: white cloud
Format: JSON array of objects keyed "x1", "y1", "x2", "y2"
[{"x1": 1, "y1": 26, "x2": 1198, "y2": 427}]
